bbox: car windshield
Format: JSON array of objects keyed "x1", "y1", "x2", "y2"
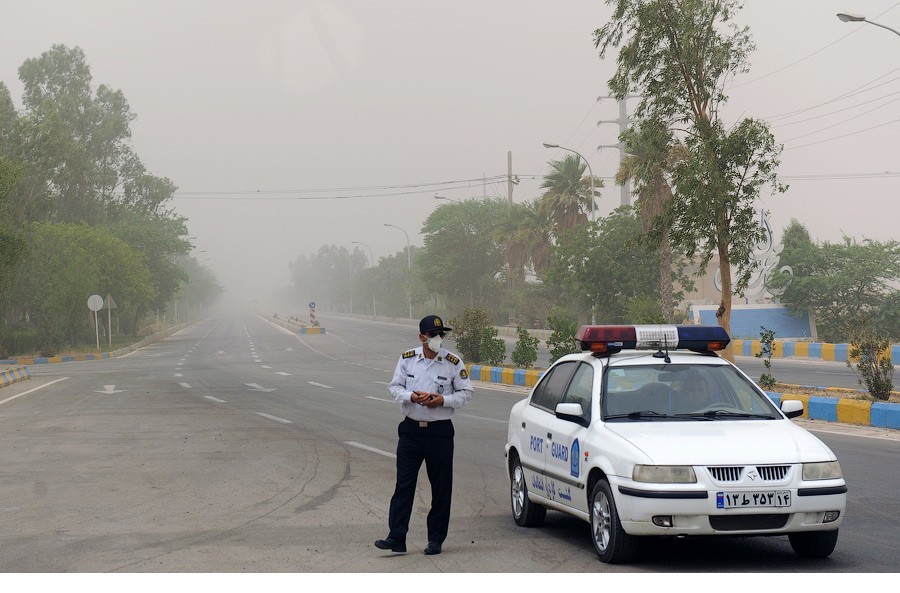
[{"x1": 602, "y1": 363, "x2": 781, "y2": 421}]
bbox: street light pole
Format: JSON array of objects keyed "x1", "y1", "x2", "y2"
[
  {"x1": 837, "y1": 12, "x2": 900, "y2": 37},
  {"x1": 383, "y1": 223, "x2": 413, "y2": 320},
  {"x1": 434, "y1": 194, "x2": 462, "y2": 203},
  {"x1": 352, "y1": 240, "x2": 377, "y2": 319},
  {"x1": 542, "y1": 142, "x2": 596, "y2": 222}
]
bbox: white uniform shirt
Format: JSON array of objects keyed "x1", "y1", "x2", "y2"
[{"x1": 388, "y1": 346, "x2": 474, "y2": 422}]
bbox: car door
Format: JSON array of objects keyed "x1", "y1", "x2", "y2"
[
  {"x1": 517, "y1": 361, "x2": 578, "y2": 500},
  {"x1": 542, "y1": 361, "x2": 594, "y2": 514}
]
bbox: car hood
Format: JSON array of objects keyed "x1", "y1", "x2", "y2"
[{"x1": 604, "y1": 419, "x2": 835, "y2": 465}]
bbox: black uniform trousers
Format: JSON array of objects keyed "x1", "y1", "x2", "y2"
[{"x1": 387, "y1": 417, "x2": 455, "y2": 545}]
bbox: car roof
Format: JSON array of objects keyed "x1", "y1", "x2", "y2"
[{"x1": 556, "y1": 349, "x2": 732, "y2": 368}]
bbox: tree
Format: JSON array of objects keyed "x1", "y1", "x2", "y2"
[
  {"x1": 546, "y1": 314, "x2": 580, "y2": 365},
  {"x1": 595, "y1": 0, "x2": 786, "y2": 358},
  {"x1": 9, "y1": 222, "x2": 154, "y2": 353},
  {"x1": 539, "y1": 154, "x2": 601, "y2": 237},
  {"x1": 617, "y1": 117, "x2": 685, "y2": 322},
  {"x1": 419, "y1": 199, "x2": 505, "y2": 313},
  {"x1": 545, "y1": 207, "x2": 660, "y2": 324},
  {"x1": 770, "y1": 220, "x2": 900, "y2": 342}
]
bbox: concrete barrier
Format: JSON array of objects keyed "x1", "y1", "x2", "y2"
[{"x1": 1, "y1": 366, "x2": 30, "y2": 387}]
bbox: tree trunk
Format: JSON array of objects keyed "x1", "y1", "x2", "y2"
[{"x1": 716, "y1": 238, "x2": 734, "y2": 363}]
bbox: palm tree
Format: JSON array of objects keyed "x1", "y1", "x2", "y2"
[
  {"x1": 492, "y1": 200, "x2": 553, "y2": 286},
  {"x1": 538, "y1": 154, "x2": 601, "y2": 238},
  {"x1": 616, "y1": 118, "x2": 686, "y2": 322}
]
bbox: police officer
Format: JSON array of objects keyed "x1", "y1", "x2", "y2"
[{"x1": 374, "y1": 315, "x2": 474, "y2": 555}]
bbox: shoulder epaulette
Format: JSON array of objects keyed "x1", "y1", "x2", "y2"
[
  {"x1": 402, "y1": 349, "x2": 416, "y2": 359},
  {"x1": 445, "y1": 353, "x2": 460, "y2": 365}
]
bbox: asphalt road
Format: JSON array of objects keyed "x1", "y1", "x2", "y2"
[{"x1": 2, "y1": 313, "x2": 897, "y2": 573}]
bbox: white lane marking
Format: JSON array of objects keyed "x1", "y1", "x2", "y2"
[
  {"x1": 275, "y1": 372, "x2": 291, "y2": 376},
  {"x1": 245, "y1": 383, "x2": 277, "y2": 392},
  {"x1": 345, "y1": 441, "x2": 396, "y2": 459},
  {"x1": 366, "y1": 396, "x2": 393, "y2": 403},
  {"x1": 0, "y1": 377, "x2": 69, "y2": 406},
  {"x1": 204, "y1": 396, "x2": 227, "y2": 403},
  {"x1": 307, "y1": 381, "x2": 333, "y2": 389},
  {"x1": 260, "y1": 365, "x2": 272, "y2": 369},
  {"x1": 174, "y1": 373, "x2": 183, "y2": 377},
  {"x1": 256, "y1": 412, "x2": 292, "y2": 424},
  {"x1": 458, "y1": 413, "x2": 507, "y2": 424},
  {"x1": 179, "y1": 382, "x2": 192, "y2": 389},
  {"x1": 374, "y1": 381, "x2": 390, "y2": 385},
  {"x1": 95, "y1": 385, "x2": 125, "y2": 394}
]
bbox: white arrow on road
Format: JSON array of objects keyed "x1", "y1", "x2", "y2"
[
  {"x1": 245, "y1": 383, "x2": 277, "y2": 393},
  {"x1": 95, "y1": 385, "x2": 125, "y2": 394}
]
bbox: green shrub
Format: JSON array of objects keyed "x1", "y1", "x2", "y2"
[
  {"x1": 511, "y1": 326, "x2": 540, "y2": 368},
  {"x1": 755, "y1": 326, "x2": 777, "y2": 390},
  {"x1": 449, "y1": 308, "x2": 505, "y2": 366},
  {"x1": 546, "y1": 314, "x2": 579, "y2": 364},
  {"x1": 847, "y1": 322, "x2": 895, "y2": 401}
]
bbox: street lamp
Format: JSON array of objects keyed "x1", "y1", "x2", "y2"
[
  {"x1": 542, "y1": 142, "x2": 597, "y2": 222},
  {"x1": 352, "y1": 240, "x2": 377, "y2": 319},
  {"x1": 837, "y1": 12, "x2": 900, "y2": 37},
  {"x1": 383, "y1": 223, "x2": 413, "y2": 320},
  {"x1": 434, "y1": 194, "x2": 462, "y2": 203}
]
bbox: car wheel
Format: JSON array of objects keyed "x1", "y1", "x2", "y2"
[
  {"x1": 590, "y1": 479, "x2": 639, "y2": 563},
  {"x1": 510, "y1": 455, "x2": 546, "y2": 527},
  {"x1": 788, "y1": 529, "x2": 839, "y2": 558}
]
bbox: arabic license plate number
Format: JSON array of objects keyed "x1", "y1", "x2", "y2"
[{"x1": 716, "y1": 490, "x2": 791, "y2": 509}]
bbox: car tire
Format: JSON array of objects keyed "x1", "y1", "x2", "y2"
[
  {"x1": 510, "y1": 455, "x2": 546, "y2": 527},
  {"x1": 788, "y1": 529, "x2": 839, "y2": 558},
  {"x1": 590, "y1": 479, "x2": 639, "y2": 563}
]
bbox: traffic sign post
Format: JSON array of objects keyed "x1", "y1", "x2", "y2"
[
  {"x1": 308, "y1": 301, "x2": 317, "y2": 326},
  {"x1": 87, "y1": 294, "x2": 103, "y2": 350}
]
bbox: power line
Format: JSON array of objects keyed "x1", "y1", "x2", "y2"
[
  {"x1": 780, "y1": 94, "x2": 900, "y2": 142},
  {"x1": 784, "y1": 116, "x2": 900, "y2": 150}
]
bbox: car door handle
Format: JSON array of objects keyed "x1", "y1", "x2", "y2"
[{"x1": 547, "y1": 433, "x2": 553, "y2": 440}]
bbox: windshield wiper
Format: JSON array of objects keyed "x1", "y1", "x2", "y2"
[
  {"x1": 687, "y1": 410, "x2": 774, "y2": 419},
  {"x1": 605, "y1": 410, "x2": 674, "y2": 420}
]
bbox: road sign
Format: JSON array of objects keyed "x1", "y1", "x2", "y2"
[
  {"x1": 87, "y1": 294, "x2": 104, "y2": 311},
  {"x1": 308, "y1": 301, "x2": 316, "y2": 309}
]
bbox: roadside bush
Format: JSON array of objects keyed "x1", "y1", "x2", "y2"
[
  {"x1": 755, "y1": 326, "x2": 777, "y2": 390},
  {"x1": 449, "y1": 308, "x2": 505, "y2": 366},
  {"x1": 511, "y1": 326, "x2": 540, "y2": 368},
  {"x1": 847, "y1": 321, "x2": 895, "y2": 401},
  {"x1": 546, "y1": 314, "x2": 579, "y2": 364}
]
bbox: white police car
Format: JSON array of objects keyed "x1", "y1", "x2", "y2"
[{"x1": 504, "y1": 325, "x2": 847, "y2": 563}]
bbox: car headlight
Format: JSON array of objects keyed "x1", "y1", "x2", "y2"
[
  {"x1": 633, "y1": 465, "x2": 697, "y2": 483},
  {"x1": 802, "y1": 460, "x2": 843, "y2": 480}
]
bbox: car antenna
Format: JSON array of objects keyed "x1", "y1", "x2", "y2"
[{"x1": 653, "y1": 336, "x2": 672, "y2": 363}]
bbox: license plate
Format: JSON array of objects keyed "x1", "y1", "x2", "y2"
[{"x1": 716, "y1": 490, "x2": 791, "y2": 509}]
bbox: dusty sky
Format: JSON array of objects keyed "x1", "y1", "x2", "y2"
[{"x1": 3, "y1": 1, "x2": 899, "y2": 306}]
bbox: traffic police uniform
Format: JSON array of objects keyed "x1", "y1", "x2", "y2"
[{"x1": 382, "y1": 318, "x2": 474, "y2": 552}]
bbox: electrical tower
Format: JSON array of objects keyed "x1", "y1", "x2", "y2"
[{"x1": 596, "y1": 95, "x2": 637, "y2": 207}]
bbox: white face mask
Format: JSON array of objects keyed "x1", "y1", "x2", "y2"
[{"x1": 426, "y1": 335, "x2": 443, "y2": 352}]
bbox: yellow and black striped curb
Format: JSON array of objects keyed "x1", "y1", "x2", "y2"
[{"x1": 1, "y1": 366, "x2": 30, "y2": 387}]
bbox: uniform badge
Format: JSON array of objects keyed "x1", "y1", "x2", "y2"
[
  {"x1": 402, "y1": 350, "x2": 416, "y2": 359},
  {"x1": 460, "y1": 369, "x2": 468, "y2": 379},
  {"x1": 437, "y1": 385, "x2": 444, "y2": 394},
  {"x1": 446, "y1": 353, "x2": 460, "y2": 365}
]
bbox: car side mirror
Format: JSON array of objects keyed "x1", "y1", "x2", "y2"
[
  {"x1": 780, "y1": 399, "x2": 804, "y2": 419},
  {"x1": 555, "y1": 402, "x2": 588, "y2": 427}
]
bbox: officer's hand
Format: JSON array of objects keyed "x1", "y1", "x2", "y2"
[
  {"x1": 411, "y1": 391, "x2": 430, "y2": 405},
  {"x1": 424, "y1": 393, "x2": 444, "y2": 408}
]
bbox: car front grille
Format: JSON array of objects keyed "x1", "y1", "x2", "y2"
[
  {"x1": 707, "y1": 465, "x2": 790, "y2": 483},
  {"x1": 709, "y1": 513, "x2": 790, "y2": 531}
]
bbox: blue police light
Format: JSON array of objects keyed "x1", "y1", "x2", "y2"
[{"x1": 576, "y1": 325, "x2": 730, "y2": 354}]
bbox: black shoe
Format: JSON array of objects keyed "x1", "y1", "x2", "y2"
[
  {"x1": 374, "y1": 538, "x2": 406, "y2": 553},
  {"x1": 423, "y1": 541, "x2": 442, "y2": 555}
]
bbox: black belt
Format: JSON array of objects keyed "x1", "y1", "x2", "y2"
[{"x1": 404, "y1": 417, "x2": 451, "y2": 428}]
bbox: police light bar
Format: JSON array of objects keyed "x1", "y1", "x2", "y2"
[{"x1": 575, "y1": 325, "x2": 730, "y2": 354}]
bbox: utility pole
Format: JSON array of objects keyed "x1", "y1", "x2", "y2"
[
  {"x1": 597, "y1": 95, "x2": 636, "y2": 207},
  {"x1": 507, "y1": 151, "x2": 513, "y2": 206}
]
